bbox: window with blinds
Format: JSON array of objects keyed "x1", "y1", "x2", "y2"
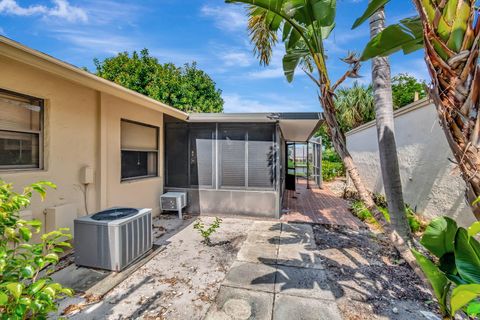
[
  {"x1": 0, "y1": 89, "x2": 43, "y2": 170},
  {"x1": 219, "y1": 125, "x2": 246, "y2": 188},
  {"x1": 121, "y1": 120, "x2": 158, "y2": 180},
  {"x1": 219, "y1": 124, "x2": 275, "y2": 190}
]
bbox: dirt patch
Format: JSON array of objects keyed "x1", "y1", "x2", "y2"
[
  {"x1": 313, "y1": 224, "x2": 439, "y2": 320},
  {"x1": 64, "y1": 217, "x2": 250, "y2": 320}
]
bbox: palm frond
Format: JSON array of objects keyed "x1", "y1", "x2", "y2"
[{"x1": 247, "y1": 6, "x2": 279, "y2": 66}]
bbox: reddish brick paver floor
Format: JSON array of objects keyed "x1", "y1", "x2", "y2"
[{"x1": 281, "y1": 179, "x2": 364, "y2": 229}]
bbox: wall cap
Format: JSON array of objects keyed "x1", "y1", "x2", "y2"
[{"x1": 345, "y1": 97, "x2": 433, "y2": 136}]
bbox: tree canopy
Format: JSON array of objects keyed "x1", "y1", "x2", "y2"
[
  {"x1": 94, "y1": 49, "x2": 224, "y2": 113},
  {"x1": 391, "y1": 73, "x2": 426, "y2": 108}
]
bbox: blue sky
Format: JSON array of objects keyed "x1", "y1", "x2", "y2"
[{"x1": 0, "y1": 0, "x2": 428, "y2": 113}]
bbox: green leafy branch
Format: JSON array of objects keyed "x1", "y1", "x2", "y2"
[
  {"x1": 193, "y1": 217, "x2": 222, "y2": 246},
  {"x1": 0, "y1": 181, "x2": 74, "y2": 319}
]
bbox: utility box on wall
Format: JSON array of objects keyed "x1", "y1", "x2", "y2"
[{"x1": 80, "y1": 166, "x2": 94, "y2": 184}]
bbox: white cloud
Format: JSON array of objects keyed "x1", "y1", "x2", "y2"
[
  {"x1": 246, "y1": 46, "x2": 307, "y2": 80},
  {"x1": 48, "y1": 0, "x2": 87, "y2": 22},
  {"x1": 223, "y1": 93, "x2": 316, "y2": 113},
  {"x1": 0, "y1": 0, "x2": 46, "y2": 16},
  {"x1": 221, "y1": 51, "x2": 252, "y2": 67},
  {"x1": 52, "y1": 29, "x2": 136, "y2": 54},
  {"x1": 0, "y1": 26, "x2": 5, "y2": 35},
  {"x1": 391, "y1": 58, "x2": 430, "y2": 81},
  {"x1": 0, "y1": 0, "x2": 87, "y2": 22},
  {"x1": 200, "y1": 4, "x2": 247, "y2": 32},
  {"x1": 248, "y1": 67, "x2": 285, "y2": 79}
]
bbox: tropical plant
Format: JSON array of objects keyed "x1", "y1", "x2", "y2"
[
  {"x1": 0, "y1": 181, "x2": 73, "y2": 319},
  {"x1": 354, "y1": 0, "x2": 480, "y2": 220},
  {"x1": 193, "y1": 217, "x2": 222, "y2": 246},
  {"x1": 412, "y1": 217, "x2": 480, "y2": 318},
  {"x1": 94, "y1": 49, "x2": 224, "y2": 113},
  {"x1": 226, "y1": 0, "x2": 421, "y2": 274},
  {"x1": 369, "y1": 4, "x2": 411, "y2": 245},
  {"x1": 334, "y1": 82, "x2": 375, "y2": 132}
]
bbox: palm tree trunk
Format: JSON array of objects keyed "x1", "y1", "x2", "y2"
[
  {"x1": 410, "y1": 0, "x2": 480, "y2": 220},
  {"x1": 370, "y1": 6, "x2": 412, "y2": 242},
  {"x1": 319, "y1": 87, "x2": 426, "y2": 282}
]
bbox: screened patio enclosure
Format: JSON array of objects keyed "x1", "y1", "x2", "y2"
[{"x1": 164, "y1": 113, "x2": 323, "y2": 218}]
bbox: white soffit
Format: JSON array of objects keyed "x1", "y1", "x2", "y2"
[{"x1": 279, "y1": 119, "x2": 321, "y2": 142}]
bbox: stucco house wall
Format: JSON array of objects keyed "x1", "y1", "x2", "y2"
[
  {"x1": 0, "y1": 37, "x2": 188, "y2": 233},
  {"x1": 102, "y1": 93, "x2": 165, "y2": 212},
  {"x1": 0, "y1": 55, "x2": 100, "y2": 222},
  {"x1": 346, "y1": 99, "x2": 476, "y2": 227}
]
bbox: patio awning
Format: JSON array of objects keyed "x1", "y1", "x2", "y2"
[
  {"x1": 275, "y1": 113, "x2": 324, "y2": 142},
  {"x1": 187, "y1": 112, "x2": 324, "y2": 142}
]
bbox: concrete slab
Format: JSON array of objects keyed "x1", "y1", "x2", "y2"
[
  {"x1": 280, "y1": 223, "x2": 316, "y2": 248},
  {"x1": 277, "y1": 223, "x2": 323, "y2": 269},
  {"x1": 273, "y1": 294, "x2": 342, "y2": 320},
  {"x1": 274, "y1": 265, "x2": 335, "y2": 301},
  {"x1": 205, "y1": 286, "x2": 274, "y2": 320},
  {"x1": 245, "y1": 231, "x2": 281, "y2": 245},
  {"x1": 277, "y1": 246, "x2": 324, "y2": 269},
  {"x1": 51, "y1": 264, "x2": 110, "y2": 293},
  {"x1": 250, "y1": 221, "x2": 282, "y2": 233},
  {"x1": 224, "y1": 261, "x2": 276, "y2": 293},
  {"x1": 237, "y1": 243, "x2": 278, "y2": 265}
]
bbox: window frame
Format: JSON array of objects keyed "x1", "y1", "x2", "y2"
[
  {"x1": 0, "y1": 88, "x2": 44, "y2": 171},
  {"x1": 120, "y1": 119, "x2": 159, "y2": 182}
]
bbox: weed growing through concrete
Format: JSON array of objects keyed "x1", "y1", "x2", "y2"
[{"x1": 193, "y1": 217, "x2": 222, "y2": 246}]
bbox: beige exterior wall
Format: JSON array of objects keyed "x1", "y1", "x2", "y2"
[
  {"x1": 101, "y1": 93, "x2": 164, "y2": 214},
  {"x1": 346, "y1": 99, "x2": 476, "y2": 227},
  {"x1": 0, "y1": 55, "x2": 166, "y2": 232}
]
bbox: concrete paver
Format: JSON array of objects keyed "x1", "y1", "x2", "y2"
[
  {"x1": 223, "y1": 261, "x2": 276, "y2": 293},
  {"x1": 273, "y1": 294, "x2": 342, "y2": 320},
  {"x1": 237, "y1": 243, "x2": 278, "y2": 264},
  {"x1": 274, "y1": 265, "x2": 335, "y2": 300},
  {"x1": 204, "y1": 286, "x2": 274, "y2": 320},
  {"x1": 276, "y1": 223, "x2": 324, "y2": 269},
  {"x1": 208, "y1": 221, "x2": 343, "y2": 320}
]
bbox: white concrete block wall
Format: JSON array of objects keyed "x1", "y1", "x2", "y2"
[{"x1": 346, "y1": 99, "x2": 476, "y2": 227}]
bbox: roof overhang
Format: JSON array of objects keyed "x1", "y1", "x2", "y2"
[
  {"x1": 188, "y1": 112, "x2": 324, "y2": 142},
  {"x1": 276, "y1": 113, "x2": 323, "y2": 142},
  {"x1": 0, "y1": 36, "x2": 189, "y2": 121}
]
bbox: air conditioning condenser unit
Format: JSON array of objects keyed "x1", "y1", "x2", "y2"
[{"x1": 74, "y1": 207, "x2": 152, "y2": 271}]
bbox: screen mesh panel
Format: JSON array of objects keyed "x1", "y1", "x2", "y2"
[
  {"x1": 248, "y1": 124, "x2": 275, "y2": 188},
  {"x1": 189, "y1": 125, "x2": 215, "y2": 187},
  {"x1": 165, "y1": 123, "x2": 189, "y2": 187}
]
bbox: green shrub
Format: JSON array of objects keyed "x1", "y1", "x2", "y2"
[
  {"x1": 193, "y1": 217, "x2": 222, "y2": 246},
  {"x1": 350, "y1": 200, "x2": 389, "y2": 225},
  {"x1": 0, "y1": 181, "x2": 73, "y2": 319},
  {"x1": 413, "y1": 217, "x2": 480, "y2": 318},
  {"x1": 405, "y1": 206, "x2": 425, "y2": 233},
  {"x1": 351, "y1": 194, "x2": 425, "y2": 233},
  {"x1": 322, "y1": 148, "x2": 345, "y2": 181},
  {"x1": 322, "y1": 160, "x2": 345, "y2": 181}
]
